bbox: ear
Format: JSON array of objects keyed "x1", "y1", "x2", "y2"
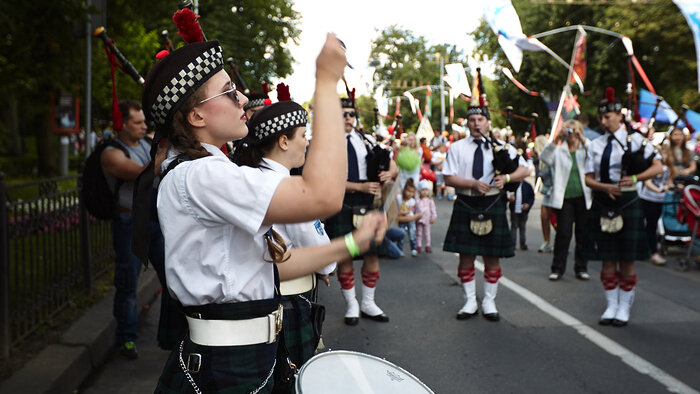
[
  {"x1": 187, "y1": 107, "x2": 206, "y2": 128},
  {"x1": 278, "y1": 134, "x2": 289, "y2": 151}
]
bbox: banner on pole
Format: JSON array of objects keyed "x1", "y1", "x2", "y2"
[
  {"x1": 568, "y1": 26, "x2": 587, "y2": 89},
  {"x1": 673, "y1": 0, "x2": 700, "y2": 93},
  {"x1": 444, "y1": 63, "x2": 471, "y2": 97},
  {"x1": 482, "y1": 0, "x2": 549, "y2": 72}
]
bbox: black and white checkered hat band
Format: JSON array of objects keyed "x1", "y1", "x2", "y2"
[
  {"x1": 150, "y1": 46, "x2": 223, "y2": 126},
  {"x1": 245, "y1": 98, "x2": 266, "y2": 110},
  {"x1": 467, "y1": 107, "x2": 488, "y2": 117},
  {"x1": 598, "y1": 102, "x2": 622, "y2": 114},
  {"x1": 252, "y1": 109, "x2": 307, "y2": 142}
]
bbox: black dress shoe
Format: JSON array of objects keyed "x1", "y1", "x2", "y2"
[
  {"x1": 360, "y1": 311, "x2": 390, "y2": 322},
  {"x1": 456, "y1": 311, "x2": 478, "y2": 320},
  {"x1": 344, "y1": 317, "x2": 359, "y2": 326},
  {"x1": 599, "y1": 318, "x2": 613, "y2": 326},
  {"x1": 482, "y1": 312, "x2": 500, "y2": 322},
  {"x1": 611, "y1": 319, "x2": 628, "y2": 327}
]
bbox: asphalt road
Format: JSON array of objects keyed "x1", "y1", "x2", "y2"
[{"x1": 80, "y1": 195, "x2": 700, "y2": 394}]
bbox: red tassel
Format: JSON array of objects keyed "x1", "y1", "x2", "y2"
[
  {"x1": 173, "y1": 8, "x2": 203, "y2": 44},
  {"x1": 349, "y1": 88, "x2": 356, "y2": 100},
  {"x1": 276, "y1": 83, "x2": 291, "y2": 101},
  {"x1": 605, "y1": 87, "x2": 615, "y2": 102},
  {"x1": 263, "y1": 98, "x2": 272, "y2": 106},
  {"x1": 261, "y1": 82, "x2": 269, "y2": 94},
  {"x1": 155, "y1": 50, "x2": 169, "y2": 60}
]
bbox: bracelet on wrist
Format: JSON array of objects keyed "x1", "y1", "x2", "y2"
[
  {"x1": 632, "y1": 175, "x2": 638, "y2": 183},
  {"x1": 506, "y1": 174, "x2": 511, "y2": 183},
  {"x1": 344, "y1": 233, "x2": 360, "y2": 258}
]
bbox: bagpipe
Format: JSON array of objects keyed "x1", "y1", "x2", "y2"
[{"x1": 484, "y1": 106, "x2": 522, "y2": 192}]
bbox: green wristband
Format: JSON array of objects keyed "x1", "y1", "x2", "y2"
[
  {"x1": 632, "y1": 175, "x2": 638, "y2": 183},
  {"x1": 506, "y1": 174, "x2": 511, "y2": 183},
  {"x1": 344, "y1": 233, "x2": 360, "y2": 258}
]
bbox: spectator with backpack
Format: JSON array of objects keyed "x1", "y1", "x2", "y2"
[{"x1": 95, "y1": 100, "x2": 168, "y2": 359}]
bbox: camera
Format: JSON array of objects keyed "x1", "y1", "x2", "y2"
[{"x1": 564, "y1": 128, "x2": 574, "y2": 136}]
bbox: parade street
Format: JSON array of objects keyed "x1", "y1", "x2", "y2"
[{"x1": 80, "y1": 195, "x2": 700, "y2": 394}]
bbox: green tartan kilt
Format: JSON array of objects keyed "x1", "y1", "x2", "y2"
[
  {"x1": 586, "y1": 191, "x2": 650, "y2": 261},
  {"x1": 154, "y1": 298, "x2": 287, "y2": 394},
  {"x1": 282, "y1": 289, "x2": 316, "y2": 367},
  {"x1": 443, "y1": 194, "x2": 515, "y2": 258},
  {"x1": 324, "y1": 192, "x2": 387, "y2": 259}
]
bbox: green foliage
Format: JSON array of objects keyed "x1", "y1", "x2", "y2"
[
  {"x1": 369, "y1": 25, "x2": 468, "y2": 132},
  {"x1": 355, "y1": 95, "x2": 378, "y2": 132},
  {"x1": 471, "y1": 0, "x2": 700, "y2": 131},
  {"x1": 0, "y1": 0, "x2": 301, "y2": 175}
]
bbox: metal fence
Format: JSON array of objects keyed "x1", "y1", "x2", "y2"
[{"x1": 0, "y1": 172, "x2": 114, "y2": 359}]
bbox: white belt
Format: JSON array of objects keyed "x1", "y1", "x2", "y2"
[
  {"x1": 621, "y1": 186, "x2": 638, "y2": 192},
  {"x1": 186, "y1": 304, "x2": 283, "y2": 346},
  {"x1": 458, "y1": 188, "x2": 500, "y2": 197},
  {"x1": 280, "y1": 274, "x2": 315, "y2": 296}
]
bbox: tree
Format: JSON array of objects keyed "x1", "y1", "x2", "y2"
[
  {"x1": 0, "y1": 0, "x2": 300, "y2": 176},
  {"x1": 369, "y1": 25, "x2": 467, "y2": 132},
  {"x1": 471, "y1": 0, "x2": 699, "y2": 132}
]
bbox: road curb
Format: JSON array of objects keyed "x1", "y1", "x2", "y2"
[{"x1": 0, "y1": 269, "x2": 161, "y2": 393}]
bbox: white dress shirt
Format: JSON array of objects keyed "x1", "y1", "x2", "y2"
[
  {"x1": 442, "y1": 135, "x2": 527, "y2": 182},
  {"x1": 585, "y1": 125, "x2": 660, "y2": 182},
  {"x1": 157, "y1": 143, "x2": 286, "y2": 306},
  {"x1": 260, "y1": 158, "x2": 336, "y2": 275},
  {"x1": 347, "y1": 130, "x2": 369, "y2": 181}
]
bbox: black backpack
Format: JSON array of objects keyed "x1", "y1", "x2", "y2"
[{"x1": 82, "y1": 139, "x2": 130, "y2": 220}]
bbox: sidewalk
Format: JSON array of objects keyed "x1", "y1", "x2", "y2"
[{"x1": 0, "y1": 269, "x2": 161, "y2": 394}]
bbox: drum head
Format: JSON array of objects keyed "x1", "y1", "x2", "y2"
[{"x1": 295, "y1": 350, "x2": 434, "y2": 394}]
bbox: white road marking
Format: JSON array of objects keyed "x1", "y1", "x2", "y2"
[{"x1": 470, "y1": 260, "x2": 699, "y2": 394}]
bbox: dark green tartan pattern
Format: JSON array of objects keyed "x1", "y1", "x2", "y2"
[
  {"x1": 281, "y1": 289, "x2": 316, "y2": 367},
  {"x1": 154, "y1": 298, "x2": 284, "y2": 394},
  {"x1": 324, "y1": 193, "x2": 387, "y2": 258},
  {"x1": 586, "y1": 191, "x2": 650, "y2": 261},
  {"x1": 157, "y1": 290, "x2": 188, "y2": 351},
  {"x1": 443, "y1": 194, "x2": 515, "y2": 258}
]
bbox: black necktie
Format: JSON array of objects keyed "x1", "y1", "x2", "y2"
[
  {"x1": 347, "y1": 134, "x2": 360, "y2": 182},
  {"x1": 473, "y1": 139, "x2": 484, "y2": 180},
  {"x1": 600, "y1": 135, "x2": 613, "y2": 183}
]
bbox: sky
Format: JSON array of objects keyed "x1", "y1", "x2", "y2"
[{"x1": 277, "y1": 0, "x2": 489, "y2": 103}]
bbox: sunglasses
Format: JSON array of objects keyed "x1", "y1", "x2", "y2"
[
  {"x1": 199, "y1": 81, "x2": 240, "y2": 105},
  {"x1": 343, "y1": 111, "x2": 356, "y2": 118}
]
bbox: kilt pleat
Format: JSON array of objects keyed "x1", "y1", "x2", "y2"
[
  {"x1": 154, "y1": 299, "x2": 282, "y2": 394},
  {"x1": 586, "y1": 191, "x2": 650, "y2": 261},
  {"x1": 281, "y1": 290, "x2": 316, "y2": 367},
  {"x1": 443, "y1": 194, "x2": 515, "y2": 258}
]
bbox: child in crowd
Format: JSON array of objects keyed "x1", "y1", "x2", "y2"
[
  {"x1": 508, "y1": 180, "x2": 535, "y2": 251},
  {"x1": 416, "y1": 180, "x2": 438, "y2": 253},
  {"x1": 396, "y1": 178, "x2": 422, "y2": 256},
  {"x1": 431, "y1": 144, "x2": 447, "y2": 199}
]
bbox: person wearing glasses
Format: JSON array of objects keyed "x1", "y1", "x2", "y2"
[
  {"x1": 140, "y1": 37, "x2": 387, "y2": 393},
  {"x1": 325, "y1": 96, "x2": 398, "y2": 326},
  {"x1": 539, "y1": 119, "x2": 592, "y2": 281}
]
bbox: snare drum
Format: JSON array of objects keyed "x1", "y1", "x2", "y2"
[{"x1": 295, "y1": 350, "x2": 434, "y2": 393}]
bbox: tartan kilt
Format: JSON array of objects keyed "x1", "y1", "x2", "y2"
[
  {"x1": 282, "y1": 289, "x2": 316, "y2": 367},
  {"x1": 443, "y1": 194, "x2": 515, "y2": 258},
  {"x1": 157, "y1": 290, "x2": 188, "y2": 351},
  {"x1": 586, "y1": 191, "x2": 649, "y2": 261},
  {"x1": 324, "y1": 192, "x2": 387, "y2": 259},
  {"x1": 154, "y1": 298, "x2": 286, "y2": 394}
]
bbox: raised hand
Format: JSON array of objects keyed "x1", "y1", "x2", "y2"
[{"x1": 316, "y1": 33, "x2": 348, "y2": 85}]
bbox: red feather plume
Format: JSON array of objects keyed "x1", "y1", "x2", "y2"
[
  {"x1": 263, "y1": 98, "x2": 272, "y2": 106},
  {"x1": 261, "y1": 82, "x2": 270, "y2": 94},
  {"x1": 155, "y1": 50, "x2": 169, "y2": 60},
  {"x1": 277, "y1": 83, "x2": 291, "y2": 101},
  {"x1": 605, "y1": 87, "x2": 615, "y2": 102},
  {"x1": 173, "y1": 8, "x2": 203, "y2": 44},
  {"x1": 349, "y1": 88, "x2": 356, "y2": 101}
]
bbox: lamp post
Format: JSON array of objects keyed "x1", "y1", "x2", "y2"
[{"x1": 436, "y1": 53, "x2": 445, "y2": 132}]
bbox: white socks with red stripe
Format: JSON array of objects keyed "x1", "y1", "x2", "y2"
[
  {"x1": 360, "y1": 270, "x2": 384, "y2": 316},
  {"x1": 482, "y1": 268, "x2": 502, "y2": 316},
  {"x1": 339, "y1": 271, "x2": 359, "y2": 318},
  {"x1": 459, "y1": 280, "x2": 478, "y2": 315}
]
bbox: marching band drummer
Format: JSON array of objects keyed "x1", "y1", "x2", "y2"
[
  {"x1": 585, "y1": 88, "x2": 662, "y2": 327},
  {"x1": 443, "y1": 104, "x2": 529, "y2": 322},
  {"x1": 232, "y1": 101, "x2": 338, "y2": 368},
  {"x1": 141, "y1": 37, "x2": 386, "y2": 393},
  {"x1": 325, "y1": 95, "x2": 399, "y2": 326}
]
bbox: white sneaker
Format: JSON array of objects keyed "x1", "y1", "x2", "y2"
[{"x1": 411, "y1": 249, "x2": 417, "y2": 257}]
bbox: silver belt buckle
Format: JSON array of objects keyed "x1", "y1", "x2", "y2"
[{"x1": 187, "y1": 353, "x2": 201, "y2": 373}]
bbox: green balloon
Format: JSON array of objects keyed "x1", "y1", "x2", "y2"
[{"x1": 396, "y1": 148, "x2": 421, "y2": 171}]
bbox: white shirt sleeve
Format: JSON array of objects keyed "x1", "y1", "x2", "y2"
[
  {"x1": 284, "y1": 220, "x2": 336, "y2": 275},
  {"x1": 182, "y1": 157, "x2": 285, "y2": 235},
  {"x1": 442, "y1": 143, "x2": 461, "y2": 176}
]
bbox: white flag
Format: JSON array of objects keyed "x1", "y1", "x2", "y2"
[{"x1": 444, "y1": 63, "x2": 471, "y2": 97}]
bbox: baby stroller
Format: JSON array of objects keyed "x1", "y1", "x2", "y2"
[
  {"x1": 676, "y1": 182, "x2": 700, "y2": 270},
  {"x1": 658, "y1": 176, "x2": 696, "y2": 256}
]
